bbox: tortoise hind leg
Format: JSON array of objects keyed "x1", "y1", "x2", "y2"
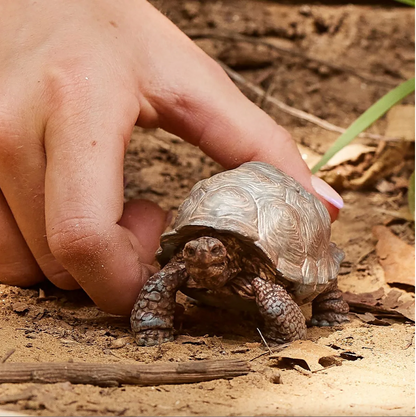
[
  {"x1": 252, "y1": 277, "x2": 307, "y2": 343},
  {"x1": 311, "y1": 279, "x2": 349, "y2": 326},
  {"x1": 130, "y1": 261, "x2": 187, "y2": 346}
]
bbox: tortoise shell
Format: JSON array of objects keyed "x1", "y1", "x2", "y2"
[{"x1": 157, "y1": 161, "x2": 344, "y2": 303}]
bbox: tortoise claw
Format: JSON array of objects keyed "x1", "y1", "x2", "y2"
[
  {"x1": 134, "y1": 329, "x2": 174, "y2": 346},
  {"x1": 310, "y1": 314, "x2": 349, "y2": 327}
]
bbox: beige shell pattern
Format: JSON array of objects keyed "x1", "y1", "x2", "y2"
[{"x1": 158, "y1": 161, "x2": 344, "y2": 302}]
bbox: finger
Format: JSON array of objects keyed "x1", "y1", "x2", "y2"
[
  {"x1": 133, "y1": 3, "x2": 342, "y2": 220},
  {"x1": 155, "y1": 74, "x2": 341, "y2": 220},
  {"x1": 118, "y1": 199, "x2": 171, "y2": 266},
  {"x1": 0, "y1": 125, "x2": 80, "y2": 290},
  {"x1": 43, "y1": 81, "x2": 163, "y2": 315},
  {"x1": 0, "y1": 190, "x2": 45, "y2": 286}
]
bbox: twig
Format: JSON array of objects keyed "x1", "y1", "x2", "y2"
[
  {"x1": 293, "y1": 364, "x2": 312, "y2": 376},
  {"x1": 186, "y1": 30, "x2": 401, "y2": 87},
  {"x1": 403, "y1": 334, "x2": 414, "y2": 350},
  {"x1": 218, "y1": 60, "x2": 400, "y2": 142},
  {"x1": 1, "y1": 349, "x2": 16, "y2": 364},
  {"x1": 248, "y1": 342, "x2": 290, "y2": 362},
  {"x1": 256, "y1": 328, "x2": 272, "y2": 354},
  {"x1": 248, "y1": 351, "x2": 269, "y2": 362},
  {"x1": 259, "y1": 79, "x2": 276, "y2": 110},
  {"x1": 0, "y1": 359, "x2": 250, "y2": 387}
]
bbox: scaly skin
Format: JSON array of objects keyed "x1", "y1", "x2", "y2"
[
  {"x1": 252, "y1": 277, "x2": 307, "y2": 343},
  {"x1": 130, "y1": 236, "x2": 348, "y2": 346},
  {"x1": 311, "y1": 279, "x2": 350, "y2": 326},
  {"x1": 130, "y1": 260, "x2": 187, "y2": 346}
]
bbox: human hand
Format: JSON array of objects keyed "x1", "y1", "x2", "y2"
[{"x1": 0, "y1": 0, "x2": 343, "y2": 315}]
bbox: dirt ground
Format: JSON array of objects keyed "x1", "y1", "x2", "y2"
[{"x1": 0, "y1": 1, "x2": 415, "y2": 416}]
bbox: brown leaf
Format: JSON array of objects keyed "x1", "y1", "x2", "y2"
[
  {"x1": 349, "y1": 143, "x2": 411, "y2": 190},
  {"x1": 343, "y1": 288, "x2": 414, "y2": 322},
  {"x1": 394, "y1": 300, "x2": 415, "y2": 322},
  {"x1": 269, "y1": 340, "x2": 339, "y2": 372},
  {"x1": 382, "y1": 289, "x2": 403, "y2": 309},
  {"x1": 343, "y1": 287, "x2": 385, "y2": 306},
  {"x1": 373, "y1": 225, "x2": 415, "y2": 287},
  {"x1": 354, "y1": 312, "x2": 391, "y2": 326}
]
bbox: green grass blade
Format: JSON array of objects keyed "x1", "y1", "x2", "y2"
[
  {"x1": 312, "y1": 78, "x2": 415, "y2": 173},
  {"x1": 409, "y1": 171, "x2": 415, "y2": 220},
  {"x1": 394, "y1": 0, "x2": 415, "y2": 6}
]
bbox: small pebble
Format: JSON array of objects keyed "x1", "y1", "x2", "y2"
[
  {"x1": 12, "y1": 302, "x2": 29, "y2": 314},
  {"x1": 109, "y1": 337, "x2": 131, "y2": 349},
  {"x1": 269, "y1": 371, "x2": 282, "y2": 384}
]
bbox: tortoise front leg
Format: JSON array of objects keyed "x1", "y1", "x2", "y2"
[
  {"x1": 130, "y1": 262, "x2": 187, "y2": 346},
  {"x1": 252, "y1": 277, "x2": 307, "y2": 343},
  {"x1": 311, "y1": 279, "x2": 349, "y2": 326}
]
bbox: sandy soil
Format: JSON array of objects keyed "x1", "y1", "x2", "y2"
[{"x1": 0, "y1": 1, "x2": 414, "y2": 416}]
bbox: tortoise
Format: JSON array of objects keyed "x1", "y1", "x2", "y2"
[{"x1": 131, "y1": 161, "x2": 349, "y2": 346}]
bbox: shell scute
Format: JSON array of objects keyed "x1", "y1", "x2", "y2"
[{"x1": 158, "y1": 161, "x2": 344, "y2": 302}]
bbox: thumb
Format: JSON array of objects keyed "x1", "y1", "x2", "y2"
[{"x1": 118, "y1": 199, "x2": 171, "y2": 265}]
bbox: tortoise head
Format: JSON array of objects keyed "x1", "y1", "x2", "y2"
[{"x1": 183, "y1": 237, "x2": 230, "y2": 289}]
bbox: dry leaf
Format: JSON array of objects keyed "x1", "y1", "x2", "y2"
[
  {"x1": 343, "y1": 288, "x2": 385, "y2": 307},
  {"x1": 354, "y1": 312, "x2": 391, "y2": 326},
  {"x1": 382, "y1": 289, "x2": 403, "y2": 309},
  {"x1": 349, "y1": 142, "x2": 410, "y2": 189},
  {"x1": 325, "y1": 144, "x2": 375, "y2": 167},
  {"x1": 385, "y1": 104, "x2": 415, "y2": 142},
  {"x1": 394, "y1": 300, "x2": 415, "y2": 322},
  {"x1": 373, "y1": 225, "x2": 415, "y2": 287},
  {"x1": 344, "y1": 287, "x2": 415, "y2": 322},
  {"x1": 269, "y1": 340, "x2": 339, "y2": 372}
]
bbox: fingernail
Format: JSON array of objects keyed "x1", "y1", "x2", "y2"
[
  {"x1": 311, "y1": 175, "x2": 344, "y2": 209},
  {"x1": 164, "y1": 210, "x2": 173, "y2": 228}
]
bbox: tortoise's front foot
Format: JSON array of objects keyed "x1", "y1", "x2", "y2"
[
  {"x1": 252, "y1": 277, "x2": 307, "y2": 343},
  {"x1": 311, "y1": 280, "x2": 349, "y2": 327},
  {"x1": 130, "y1": 262, "x2": 187, "y2": 346},
  {"x1": 134, "y1": 329, "x2": 174, "y2": 347}
]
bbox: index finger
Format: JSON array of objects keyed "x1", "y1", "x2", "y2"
[
  {"x1": 43, "y1": 81, "x2": 167, "y2": 315},
  {"x1": 132, "y1": 4, "x2": 342, "y2": 220},
  {"x1": 156, "y1": 70, "x2": 342, "y2": 220}
]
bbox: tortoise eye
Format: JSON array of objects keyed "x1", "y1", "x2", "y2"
[
  {"x1": 210, "y1": 245, "x2": 221, "y2": 255},
  {"x1": 185, "y1": 247, "x2": 196, "y2": 257}
]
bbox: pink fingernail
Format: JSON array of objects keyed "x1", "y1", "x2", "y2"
[{"x1": 311, "y1": 175, "x2": 344, "y2": 209}]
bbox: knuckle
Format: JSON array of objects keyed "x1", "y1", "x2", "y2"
[
  {"x1": 45, "y1": 61, "x2": 94, "y2": 111},
  {"x1": 47, "y1": 216, "x2": 105, "y2": 265}
]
